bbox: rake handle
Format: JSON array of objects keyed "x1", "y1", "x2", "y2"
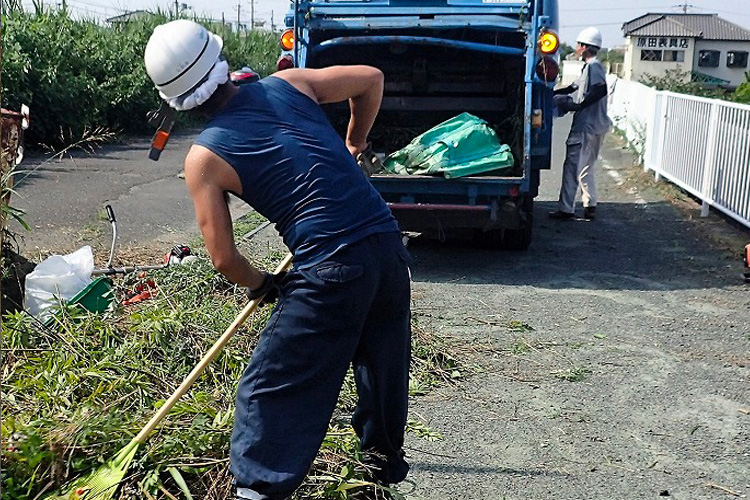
[{"x1": 134, "y1": 253, "x2": 294, "y2": 443}]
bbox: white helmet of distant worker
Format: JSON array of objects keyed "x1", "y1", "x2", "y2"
[
  {"x1": 144, "y1": 20, "x2": 224, "y2": 100},
  {"x1": 576, "y1": 27, "x2": 602, "y2": 48}
]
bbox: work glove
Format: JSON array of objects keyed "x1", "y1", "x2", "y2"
[
  {"x1": 245, "y1": 271, "x2": 287, "y2": 306},
  {"x1": 553, "y1": 94, "x2": 581, "y2": 115},
  {"x1": 356, "y1": 143, "x2": 384, "y2": 177}
]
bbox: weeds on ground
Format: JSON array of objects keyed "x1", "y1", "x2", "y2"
[
  {"x1": 409, "y1": 317, "x2": 464, "y2": 396},
  {"x1": 508, "y1": 320, "x2": 534, "y2": 333},
  {"x1": 1, "y1": 242, "x2": 456, "y2": 499},
  {"x1": 552, "y1": 366, "x2": 592, "y2": 382}
]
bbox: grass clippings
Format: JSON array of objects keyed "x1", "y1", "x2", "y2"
[{"x1": 1, "y1": 230, "x2": 461, "y2": 500}]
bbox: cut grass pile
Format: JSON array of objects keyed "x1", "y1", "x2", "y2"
[{"x1": 1, "y1": 225, "x2": 463, "y2": 500}]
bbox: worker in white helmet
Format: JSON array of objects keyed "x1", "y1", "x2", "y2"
[
  {"x1": 549, "y1": 26, "x2": 612, "y2": 220},
  {"x1": 144, "y1": 20, "x2": 411, "y2": 500}
]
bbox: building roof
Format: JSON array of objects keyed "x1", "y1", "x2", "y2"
[{"x1": 622, "y1": 13, "x2": 750, "y2": 41}]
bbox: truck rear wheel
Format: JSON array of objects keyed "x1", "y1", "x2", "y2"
[
  {"x1": 472, "y1": 198, "x2": 533, "y2": 250},
  {"x1": 500, "y1": 212, "x2": 533, "y2": 251}
]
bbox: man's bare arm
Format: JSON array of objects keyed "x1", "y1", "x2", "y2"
[
  {"x1": 184, "y1": 145, "x2": 266, "y2": 289},
  {"x1": 274, "y1": 66, "x2": 384, "y2": 156}
]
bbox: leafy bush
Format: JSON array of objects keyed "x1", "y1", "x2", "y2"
[
  {"x1": 734, "y1": 71, "x2": 750, "y2": 104},
  {"x1": 0, "y1": 8, "x2": 279, "y2": 149},
  {"x1": 640, "y1": 68, "x2": 750, "y2": 103}
]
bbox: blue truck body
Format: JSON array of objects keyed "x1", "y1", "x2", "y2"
[{"x1": 281, "y1": 0, "x2": 560, "y2": 249}]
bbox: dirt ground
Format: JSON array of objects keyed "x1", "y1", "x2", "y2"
[
  {"x1": 395, "y1": 133, "x2": 750, "y2": 500},
  {"x1": 8, "y1": 128, "x2": 749, "y2": 500}
]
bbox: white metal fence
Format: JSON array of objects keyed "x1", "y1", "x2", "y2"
[{"x1": 608, "y1": 78, "x2": 750, "y2": 229}]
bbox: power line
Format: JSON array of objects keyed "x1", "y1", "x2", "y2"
[
  {"x1": 560, "y1": 22, "x2": 627, "y2": 28},
  {"x1": 65, "y1": 2, "x2": 113, "y2": 16},
  {"x1": 66, "y1": 0, "x2": 120, "y2": 12},
  {"x1": 564, "y1": 5, "x2": 667, "y2": 12},
  {"x1": 699, "y1": 7, "x2": 750, "y2": 17}
]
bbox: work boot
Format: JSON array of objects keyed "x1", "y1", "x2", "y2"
[
  {"x1": 363, "y1": 449, "x2": 410, "y2": 485},
  {"x1": 583, "y1": 206, "x2": 597, "y2": 220},
  {"x1": 548, "y1": 210, "x2": 575, "y2": 220}
]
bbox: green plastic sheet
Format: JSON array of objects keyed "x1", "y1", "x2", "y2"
[{"x1": 383, "y1": 112, "x2": 515, "y2": 179}]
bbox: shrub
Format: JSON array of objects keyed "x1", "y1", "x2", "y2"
[
  {"x1": 0, "y1": 8, "x2": 279, "y2": 149},
  {"x1": 640, "y1": 68, "x2": 750, "y2": 104},
  {"x1": 734, "y1": 71, "x2": 750, "y2": 104}
]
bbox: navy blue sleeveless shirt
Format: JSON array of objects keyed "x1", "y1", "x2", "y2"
[{"x1": 194, "y1": 76, "x2": 399, "y2": 268}]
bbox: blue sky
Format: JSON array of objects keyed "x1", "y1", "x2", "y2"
[{"x1": 30, "y1": 0, "x2": 750, "y2": 48}]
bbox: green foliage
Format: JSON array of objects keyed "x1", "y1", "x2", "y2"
[
  {"x1": 734, "y1": 71, "x2": 750, "y2": 104},
  {"x1": 1, "y1": 165, "x2": 30, "y2": 232},
  {"x1": 599, "y1": 48, "x2": 624, "y2": 65},
  {"x1": 2, "y1": 248, "x2": 453, "y2": 499},
  {"x1": 559, "y1": 42, "x2": 575, "y2": 61},
  {"x1": 640, "y1": 69, "x2": 718, "y2": 97},
  {"x1": 0, "y1": 9, "x2": 279, "y2": 149},
  {"x1": 508, "y1": 319, "x2": 534, "y2": 333},
  {"x1": 640, "y1": 68, "x2": 750, "y2": 103}
]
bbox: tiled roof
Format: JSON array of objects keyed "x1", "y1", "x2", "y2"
[{"x1": 623, "y1": 13, "x2": 750, "y2": 41}]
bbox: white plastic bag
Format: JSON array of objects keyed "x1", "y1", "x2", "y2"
[{"x1": 24, "y1": 246, "x2": 95, "y2": 321}]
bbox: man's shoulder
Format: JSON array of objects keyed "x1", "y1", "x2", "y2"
[
  {"x1": 185, "y1": 144, "x2": 240, "y2": 191},
  {"x1": 587, "y1": 59, "x2": 606, "y2": 72}
]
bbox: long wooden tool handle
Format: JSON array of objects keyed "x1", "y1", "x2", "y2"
[{"x1": 135, "y1": 253, "x2": 294, "y2": 443}]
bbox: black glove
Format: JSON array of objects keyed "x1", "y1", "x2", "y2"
[
  {"x1": 553, "y1": 94, "x2": 580, "y2": 115},
  {"x1": 245, "y1": 271, "x2": 287, "y2": 306},
  {"x1": 356, "y1": 143, "x2": 384, "y2": 177},
  {"x1": 564, "y1": 101, "x2": 582, "y2": 113}
]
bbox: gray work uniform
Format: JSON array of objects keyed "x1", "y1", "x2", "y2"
[{"x1": 558, "y1": 58, "x2": 612, "y2": 213}]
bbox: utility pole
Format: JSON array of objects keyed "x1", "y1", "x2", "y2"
[
  {"x1": 271, "y1": 10, "x2": 275, "y2": 32},
  {"x1": 174, "y1": 0, "x2": 179, "y2": 18},
  {"x1": 672, "y1": 2, "x2": 695, "y2": 14},
  {"x1": 250, "y1": 0, "x2": 255, "y2": 31},
  {"x1": 237, "y1": 2, "x2": 241, "y2": 32}
]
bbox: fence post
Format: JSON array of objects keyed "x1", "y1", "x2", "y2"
[
  {"x1": 700, "y1": 101, "x2": 720, "y2": 217},
  {"x1": 653, "y1": 92, "x2": 668, "y2": 181},
  {"x1": 643, "y1": 89, "x2": 655, "y2": 171}
]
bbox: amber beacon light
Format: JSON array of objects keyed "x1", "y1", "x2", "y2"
[
  {"x1": 280, "y1": 29, "x2": 295, "y2": 51},
  {"x1": 538, "y1": 30, "x2": 559, "y2": 54}
]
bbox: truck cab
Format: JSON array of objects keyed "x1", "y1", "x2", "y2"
[{"x1": 278, "y1": 0, "x2": 560, "y2": 249}]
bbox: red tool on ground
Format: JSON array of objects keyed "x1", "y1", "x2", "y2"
[
  {"x1": 743, "y1": 243, "x2": 750, "y2": 283},
  {"x1": 122, "y1": 279, "x2": 157, "y2": 305}
]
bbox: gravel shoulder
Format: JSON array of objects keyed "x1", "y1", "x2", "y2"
[{"x1": 398, "y1": 132, "x2": 750, "y2": 500}]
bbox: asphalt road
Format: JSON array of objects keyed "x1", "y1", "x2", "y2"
[
  {"x1": 400, "y1": 119, "x2": 750, "y2": 500},
  {"x1": 10, "y1": 116, "x2": 750, "y2": 500},
  {"x1": 10, "y1": 128, "x2": 249, "y2": 257}
]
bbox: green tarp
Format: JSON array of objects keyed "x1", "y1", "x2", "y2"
[{"x1": 383, "y1": 112, "x2": 515, "y2": 179}]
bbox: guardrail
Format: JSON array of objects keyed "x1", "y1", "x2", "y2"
[{"x1": 608, "y1": 78, "x2": 750, "y2": 230}]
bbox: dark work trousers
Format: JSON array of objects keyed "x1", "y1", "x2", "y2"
[{"x1": 230, "y1": 232, "x2": 412, "y2": 500}]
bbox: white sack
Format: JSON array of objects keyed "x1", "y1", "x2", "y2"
[{"x1": 24, "y1": 246, "x2": 94, "y2": 320}]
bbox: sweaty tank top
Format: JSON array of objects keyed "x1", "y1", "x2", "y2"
[{"x1": 194, "y1": 76, "x2": 399, "y2": 268}]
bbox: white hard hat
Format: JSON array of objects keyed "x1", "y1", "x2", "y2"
[
  {"x1": 144, "y1": 20, "x2": 224, "y2": 99},
  {"x1": 576, "y1": 27, "x2": 603, "y2": 48}
]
